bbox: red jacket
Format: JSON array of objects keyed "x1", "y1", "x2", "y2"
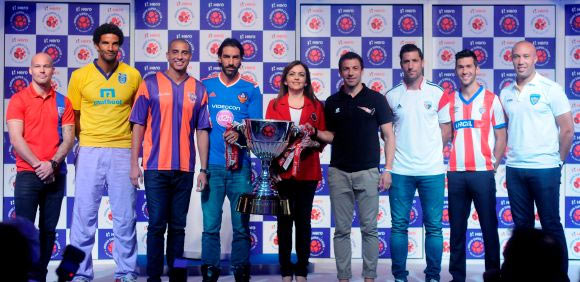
[{"x1": 266, "y1": 94, "x2": 326, "y2": 181}]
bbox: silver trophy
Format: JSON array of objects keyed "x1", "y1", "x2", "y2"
[{"x1": 232, "y1": 119, "x2": 298, "y2": 216}]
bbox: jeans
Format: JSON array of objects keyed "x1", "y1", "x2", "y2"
[
  {"x1": 276, "y1": 179, "x2": 317, "y2": 277},
  {"x1": 390, "y1": 173, "x2": 444, "y2": 282},
  {"x1": 447, "y1": 171, "x2": 500, "y2": 282},
  {"x1": 144, "y1": 170, "x2": 194, "y2": 281},
  {"x1": 14, "y1": 171, "x2": 65, "y2": 282},
  {"x1": 201, "y1": 164, "x2": 252, "y2": 268},
  {"x1": 506, "y1": 167, "x2": 568, "y2": 274},
  {"x1": 328, "y1": 167, "x2": 380, "y2": 280}
]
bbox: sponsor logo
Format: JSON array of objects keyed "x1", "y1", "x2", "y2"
[
  {"x1": 241, "y1": 40, "x2": 258, "y2": 60},
  {"x1": 305, "y1": 46, "x2": 325, "y2": 66},
  {"x1": 570, "y1": 237, "x2": 580, "y2": 259},
  {"x1": 310, "y1": 236, "x2": 326, "y2": 257},
  {"x1": 106, "y1": 14, "x2": 125, "y2": 28},
  {"x1": 142, "y1": 38, "x2": 162, "y2": 58},
  {"x1": 367, "y1": 46, "x2": 387, "y2": 66},
  {"x1": 437, "y1": 15, "x2": 457, "y2": 35},
  {"x1": 499, "y1": 46, "x2": 513, "y2": 66},
  {"x1": 103, "y1": 236, "x2": 115, "y2": 258},
  {"x1": 9, "y1": 76, "x2": 29, "y2": 95},
  {"x1": 336, "y1": 14, "x2": 356, "y2": 34},
  {"x1": 499, "y1": 14, "x2": 520, "y2": 35},
  {"x1": 468, "y1": 236, "x2": 485, "y2": 258},
  {"x1": 442, "y1": 204, "x2": 450, "y2": 227},
  {"x1": 206, "y1": 8, "x2": 227, "y2": 28},
  {"x1": 74, "y1": 45, "x2": 93, "y2": 65},
  {"x1": 367, "y1": 14, "x2": 386, "y2": 33},
  {"x1": 51, "y1": 239, "x2": 62, "y2": 259},
  {"x1": 569, "y1": 204, "x2": 580, "y2": 226},
  {"x1": 141, "y1": 201, "x2": 149, "y2": 220},
  {"x1": 261, "y1": 124, "x2": 277, "y2": 138},
  {"x1": 454, "y1": 120, "x2": 474, "y2": 130},
  {"x1": 270, "y1": 8, "x2": 289, "y2": 29},
  {"x1": 407, "y1": 237, "x2": 418, "y2": 256},
  {"x1": 535, "y1": 46, "x2": 551, "y2": 67},
  {"x1": 570, "y1": 12, "x2": 580, "y2": 33},
  {"x1": 398, "y1": 14, "x2": 418, "y2": 34},
  {"x1": 570, "y1": 76, "x2": 580, "y2": 98},
  {"x1": 472, "y1": 46, "x2": 488, "y2": 66},
  {"x1": 43, "y1": 44, "x2": 62, "y2": 65},
  {"x1": 305, "y1": 15, "x2": 324, "y2": 33},
  {"x1": 311, "y1": 204, "x2": 325, "y2": 225},
  {"x1": 10, "y1": 11, "x2": 31, "y2": 31},
  {"x1": 249, "y1": 228, "x2": 258, "y2": 251},
  {"x1": 238, "y1": 92, "x2": 248, "y2": 104},
  {"x1": 269, "y1": 72, "x2": 283, "y2": 92},
  {"x1": 206, "y1": 39, "x2": 222, "y2": 58},
  {"x1": 499, "y1": 206, "x2": 514, "y2": 226},
  {"x1": 438, "y1": 78, "x2": 457, "y2": 96},
  {"x1": 409, "y1": 206, "x2": 419, "y2": 225},
  {"x1": 216, "y1": 109, "x2": 234, "y2": 127},
  {"x1": 269, "y1": 231, "x2": 279, "y2": 250},
  {"x1": 438, "y1": 47, "x2": 456, "y2": 67},
  {"x1": 74, "y1": 12, "x2": 94, "y2": 33},
  {"x1": 377, "y1": 204, "x2": 388, "y2": 225},
  {"x1": 43, "y1": 12, "x2": 62, "y2": 32},
  {"x1": 570, "y1": 45, "x2": 580, "y2": 65},
  {"x1": 95, "y1": 89, "x2": 121, "y2": 106},
  {"x1": 10, "y1": 44, "x2": 31, "y2": 64},
  {"x1": 118, "y1": 73, "x2": 127, "y2": 84},
  {"x1": 499, "y1": 76, "x2": 515, "y2": 91},
  {"x1": 529, "y1": 94, "x2": 541, "y2": 105},
  {"x1": 143, "y1": 7, "x2": 163, "y2": 28},
  {"x1": 568, "y1": 172, "x2": 580, "y2": 194},
  {"x1": 531, "y1": 14, "x2": 550, "y2": 34},
  {"x1": 468, "y1": 15, "x2": 488, "y2": 34},
  {"x1": 368, "y1": 78, "x2": 386, "y2": 94},
  {"x1": 175, "y1": 7, "x2": 194, "y2": 26},
  {"x1": 239, "y1": 8, "x2": 257, "y2": 27},
  {"x1": 378, "y1": 236, "x2": 388, "y2": 257},
  {"x1": 270, "y1": 40, "x2": 288, "y2": 59}
]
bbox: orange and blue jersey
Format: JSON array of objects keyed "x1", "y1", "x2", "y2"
[
  {"x1": 202, "y1": 73, "x2": 263, "y2": 166},
  {"x1": 130, "y1": 72, "x2": 211, "y2": 172}
]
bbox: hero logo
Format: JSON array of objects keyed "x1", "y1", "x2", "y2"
[
  {"x1": 270, "y1": 40, "x2": 289, "y2": 59},
  {"x1": 499, "y1": 14, "x2": 519, "y2": 35},
  {"x1": 367, "y1": 14, "x2": 386, "y2": 33},
  {"x1": 143, "y1": 7, "x2": 163, "y2": 28},
  {"x1": 569, "y1": 204, "x2": 580, "y2": 227},
  {"x1": 531, "y1": 14, "x2": 549, "y2": 34},
  {"x1": 103, "y1": 236, "x2": 115, "y2": 258},
  {"x1": 206, "y1": 8, "x2": 227, "y2": 28},
  {"x1": 74, "y1": 12, "x2": 94, "y2": 33},
  {"x1": 43, "y1": 12, "x2": 62, "y2": 32},
  {"x1": 216, "y1": 109, "x2": 234, "y2": 127},
  {"x1": 239, "y1": 8, "x2": 257, "y2": 27},
  {"x1": 11, "y1": 11, "x2": 31, "y2": 31},
  {"x1": 175, "y1": 8, "x2": 194, "y2": 27},
  {"x1": 570, "y1": 12, "x2": 580, "y2": 33},
  {"x1": 269, "y1": 8, "x2": 289, "y2": 29},
  {"x1": 468, "y1": 236, "x2": 485, "y2": 258},
  {"x1": 11, "y1": 44, "x2": 30, "y2": 64},
  {"x1": 310, "y1": 205, "x2": 325, "y2": 225},
  {"x1": 398, "y1": 14, "x2": 418, "y2": 34},
  {"x1": 437, "y1": 15, "x2": 457, "y2": 35},
  {"x1": 468, "y1": 15, "x2": 488, "y2": 34},
  {"x1": 336, "y1": 14, "x2": 356, "y2": 34},
  {"x1": 310, "y1": 236, "x2": 326, "y2": 257},
  {"x1": 305, "y1": 15, "x2": 324, "y2": 33}
]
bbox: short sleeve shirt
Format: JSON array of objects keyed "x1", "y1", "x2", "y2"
[
  {"x1": 6, "y1": 85, "x2": 75, "y2": 172},
  {"x1": 386, "y1": 78, "x2": 451, "y2": 176},
  {"x1": 324, "y1": 84, "x2": 393, "y2": 172},
  {"x1": 500, "y1": 72, "x2": 571, "y2": 168}
]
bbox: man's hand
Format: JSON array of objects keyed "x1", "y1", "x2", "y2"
[
  {"x1": 224, "y1": 130, "x2": 239, "y2": 145},
  {"x1": 196, "y1": 172, "x2": 208, "y2": 192},
  {"x1": 34, "y1": 161, "x2": 54, "y2": 181},
  {"x1": 130, "y1": 163, "x2": 143, "y2": 188},
  {"x1": 378, "y1": 171, "x2": 392, "y2": 192}
]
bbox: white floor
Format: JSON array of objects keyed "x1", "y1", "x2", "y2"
[{"x1": 46, "y1": 259, "x2": 580, "y2": 282}]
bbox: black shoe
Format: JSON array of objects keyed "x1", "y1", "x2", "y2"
[
  {"x1": 201, "y1": 264, "x2": 221, "y2": 282},
  {"x1": 232, "y1": 265, "x2": 251, "y2": 282}
]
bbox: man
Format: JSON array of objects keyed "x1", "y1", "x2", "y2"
[
  {"x1": 500, "y1": 40, "x2": 573, "y2": 278},
  {"x1": 129, "y1": 39, "x2": 210, "y2": 281},
  {"x1": 68, "y1": 23, "x2": 142, "y2": 282},
  {"x1": 7, "y1": 52, "x2": 75, "y2": 282},
  {"x1": 447, "y1": 49, "x2": 506, "y2": 282},
  {"x1": 200, "y1": 38, "x2": 262, "y2": 282},
  {"x1": 313, "y1": 51, "x2": 395, "y2": 282},
  {"x1": 385, "y1": 44, "x2": 452, "y2": 282}
]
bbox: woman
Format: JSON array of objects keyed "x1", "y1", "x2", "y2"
[{"x1": 266, "y1": 60, "x2": 326, "y2": 282}]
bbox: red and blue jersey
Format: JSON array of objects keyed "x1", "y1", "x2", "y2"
[
  {"x1": 202, "y1": 73, "x2": 263, "y2": 166},
  {"x1": 130, "y1": 72, "x2": 211, "y2": 172}
]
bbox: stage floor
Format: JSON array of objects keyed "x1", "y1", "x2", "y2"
[{"x1": 46, "y1": 259, "x2": 580, "y2": 281}]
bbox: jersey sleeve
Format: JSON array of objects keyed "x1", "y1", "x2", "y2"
[
  {"x1": 67, "y1": 70, "x2": 82, "y2": 110},
  {"x1": 196, "y1": 86, "x2": 211, "y2": 130},
  {"x1": 376, "y1": 93, "x2": 393, "y2": 125},
  {"x1": 549, "y1": 84, "x2": 571, "y2": 117},
  {"x1": 437, "y1": 91, "x2": 451, "y2": 123},
  {"x1": 129, "y1": 80, "x2": 150, "y2": 126},
  {"x1": 6, "y1": 94, "x2": 24, "y2": 121},
  {"x1": 62, "y1": 97, "x2": 76, "y2": 125},
  {"x1": 491, "y1": 96, "x2": 506, "y2": 129},
  {"x1": 248, "y1": 85, "x2": 263, "y2": 119}
]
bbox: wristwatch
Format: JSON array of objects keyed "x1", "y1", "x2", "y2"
[
  {"x1": 50, "y1": 160, "x2": 59, "y2": 170},
  {"x1": 199, "y1": 168, "x2": 210, "y2": 175}
]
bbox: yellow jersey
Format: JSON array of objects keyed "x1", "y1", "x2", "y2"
[{"x1": 68, "y1": 61, "x2": 142, "y2": 148}]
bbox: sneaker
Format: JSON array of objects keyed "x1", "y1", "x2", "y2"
[
  {"x1": 395, "y1": 279, "x2": 406, "y2": 282},
  {"x1": 115, "y1": 275, "x2": 138, "y2": 282},
  {"x1": 427, "y1": 279, "x2": 439, "y2": 282},
  {"x1": 72, "y1": 277, "x2": 90, "y2": 282}
]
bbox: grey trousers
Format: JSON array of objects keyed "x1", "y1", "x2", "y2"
[{"x1": 329, "y1": 167, "x2": 380, "y2": 279}]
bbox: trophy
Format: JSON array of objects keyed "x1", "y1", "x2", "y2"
[{"x1": 232, "y1": 119, "x2": 298, "y2": 216}]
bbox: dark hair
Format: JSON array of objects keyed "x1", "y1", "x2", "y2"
[
  {"x1": 168, "y1": 38, "x2": 191, "y2": 53},
  {"x1": 455, "y1": 49, "x2": 478, "y2": 67},
  {"x1": 399, "y1": 43, "x2": 423, "y2": 61},
  {"x1": 274, "y1": 61, "x2": 317, "y2": 109},
  {"x1": 93, "y1": 23, "x2": 124, "y2": 46},
  {"x1": 218, "y1": 38, "x2": 244, "y2": 58},
  {"x1": 338, "y1": 51, "x2": 364, "y2": 70}
]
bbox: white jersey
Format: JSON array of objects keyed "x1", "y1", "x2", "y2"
[
  {"x1": 386, "y1": 78, "x2": 451, "y2": 176},
  {"x1": 448, "y1": 86, "x2": 506, "y2": 172},
  {"x1": 500, "y1": 72, "x2": 571, "y2": 168}
]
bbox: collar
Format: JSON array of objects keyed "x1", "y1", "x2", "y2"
[
  {"x1": 458, "y1": 85, "x2": 483, "y2": 105},
  {"x1": 403, "y1": 76, "x2": 424, "y2": 91},
  {"x1": 93, "y1": 59, "x2": 120, "y2": 80},
  {"x1": 27, "y1": 84, "x2": 55, "y2": 99},
  {"x1": 512, "y1": 72, "x2": 540, "y2": 92},
  {"x1": 160, "y1": 71, "x2": 190, "y2": 86},
  {"x1": 219, "y1": 72, "x2": 240, "y2": 87},
  {"x1": 339, "y1": 83, "x2": 368, "y2": 98}
]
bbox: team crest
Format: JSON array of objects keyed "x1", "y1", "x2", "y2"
[
  {"x1": 310, "y1": 112, "x2": 317, "y2": 122},
  {"x1": 479, "y1": 107, "x2": 486, "y2": 114},
  {"x1": 118, "y1": 73, "x2": 127, "y2": 84},
  {"x1": 424, "y1": 101, "x2": 433, "y2": 110},
  {"x1": 530, "y1": 94, "x2": 541, "y2": 105},
  {"x1": 188, "y1": 92, "x2": 196, "y2": 103},
  {"x1": 238, "y1": 92, "x2": 248, "y2": 104}
]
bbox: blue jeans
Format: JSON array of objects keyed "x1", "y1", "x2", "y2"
[
  {"x1": 144, "y1": 170, "x2": 194, "y2": 281},
  {"x1": 14, "y1": 171, "x2": 65, "y2": 282},
  {"x1": 389, "y1": 173, "x2": 444, "y2": 282},
  {"x1": 201, "y1": 164, "x2": 252, "y2": 267},
  {"x1": 506, "y1": 167, "x2": 568, "y2": 274}
]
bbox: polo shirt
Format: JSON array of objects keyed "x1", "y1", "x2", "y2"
[
  {"x1": 386, "y1": 78, "x2": 451, "y2": 176},
  {"x1": 130, "y1": 72, "x2": 211, "y2": 172},
  {"x1": 6, "y1": 85, "x2": 75, "y2": 172},
  {"x1": 324, "y1": 84, "x2": 392, "y2": 172},
  {"x1": 447, "y1": 86, "x2": 506, "y2": 172},
  {"x1": 202, "y1": 73, "x2": 263, "y2": 166},
  {"x1": 500, "y1": 72, "x2": 571, "y2": 168},
  {"x1": 67, "y1": 60, "x2": 142, "y2": 148}
]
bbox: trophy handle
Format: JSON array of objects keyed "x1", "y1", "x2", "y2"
[{"x1": 230, "y1": 121, "x2": 248, "y2": 149}]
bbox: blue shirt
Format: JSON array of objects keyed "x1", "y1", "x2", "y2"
[{"x1": 202, "y1": 73, "x2": 263, "y2": 166}]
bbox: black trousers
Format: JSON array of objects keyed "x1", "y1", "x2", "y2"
[
  {"x1": 276, "y1": 179, "x2": 317, "y2": 277},
  {"x1": 447, "y1": 171, "x2": 500, "y2": 282}
]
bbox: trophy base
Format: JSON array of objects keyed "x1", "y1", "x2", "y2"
[{"x1": 236, "y1": 193, "x2": 291, "y2": 216}]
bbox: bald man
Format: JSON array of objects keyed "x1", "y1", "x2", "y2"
[
  {"x1": 6, "y1": 53, "x2": 75, "y2": 281},
  {"x1": 499, "y1": 41, "x2": 573, "y2": 279}
]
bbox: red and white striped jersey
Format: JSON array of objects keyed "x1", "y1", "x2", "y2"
[{"x1": 447, "y1": 86, "x2": 506, "y2": 171}]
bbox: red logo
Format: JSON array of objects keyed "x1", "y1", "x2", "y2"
[
  {"x1": 261, "y1": 124, "x2": 276, "y2": 138},
  {"x1": 12, "y1": 13, "x2": 29, "y2": 30},
  {"x1": 503, "y1": 50, "x2": 513, "y2": 63},
  {"x1": 109, "y1": 16, "x2": 122, "y2": 27},
  {"x1": 13, "y1": 47, "x2": 27, "y2": 61},
  {"x1": 370, "y1": 48, "x2": 385, "y2": 64},
  {"x1": 536, "y1": 49, "x2": 548, "y2": 64},
  {"x1": 370, "y1": 81, "x2": 383, "y2": 93},
  {"x1": 177, "y1": 9, "x2": 192, "y2": 25},
  {"x1": 534, "y1": 18, "x2": 547, "y2": 31},
  {"x1": 45, "y1": 46, "x2": 60, "y2": 62},
  {"x1": 472, "y1": 17, "x2": 484, "y2": 31},
  {"x1": 370, "y1": 17, "x2": 383, "y2": 31},
  {"x1": 440, "y1": 80, "x2": 455, "y2": 96},
  {"x1": 11, "y1": 78, "x2": 28, "y2": 94},
  {"x1": 307, "y1": 48, "x2": 323, "y2": 64},
  {"x1": 273, "y1": 42, "x2": 286, "y2": 57},
  {"x1": 75, "y1": 14, "x2": 93, "y2": 32},
  {"x1": 312, "y1": 80, "x2": 322, "y2": 94},
  {"x1": 474, "y1": 49, "x2": 485, "y2": 64},
  {"x1": 440, "y1": 49, "x2": 453, "y2": 63},
  {"x1": 337, "y1": 15, "x2": 355, "y2": 33},
  {"x1": 77, "y1": 48, "x2": 90, "y2": 61},
  {"x1": 271, "y1": 10, "x2": 288, "y2": 27},
  {"x1": 242, "y1": 42, "x2": 256, "y2": 60},
  {"x1": 145, "y1": 9, "x2": 161, "y2": 26},
  {"x1": 439, "y1": 16, "x2": 455, "y2": 32},
  {"x1": 209, "y1": 10, "x2": 224, "y2": 26},
  {"x1": 241, "y1": 11, "x2": 254, "y2": 25},
  {"x1": 471, "y1": 240, "x2": 484, "y2": 255},
  {"x1": 442, "y1": 208, "x2": 449, "y2": 224},
  {"x1": 502, "y1": 17, "x2": 517, "y2": 32},
  {"x1": 401, "y1": 16, "x2": 416, "y2": 32},
  {"x1": 309, "y1": 17, "x2": 321, "y2": 31},
  {"x1": 46, "y1": 15, "x2": 59, "y2": 28}
]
